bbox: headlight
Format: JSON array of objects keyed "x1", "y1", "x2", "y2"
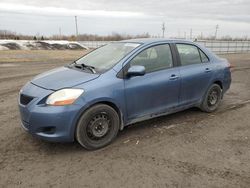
[{"x1": 46, "y1": 89, "x2": 84, "y2": 106}]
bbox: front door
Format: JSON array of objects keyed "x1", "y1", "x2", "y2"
[{"x1": 124, "y1": 44, "x2": 181, "y2": 121}]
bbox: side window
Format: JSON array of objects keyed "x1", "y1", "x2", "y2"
[
  {"x1": 130, "y1": 44, "x2": 173, "y2": 73},
  {"x1": 199, "y1": 50, "x2": 209, "y2": 63},
  {"x1": 176, "y1": 44, "x2": 202, "y2": 66}
]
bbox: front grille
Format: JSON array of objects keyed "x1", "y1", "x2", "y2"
[{"x1": 20, "y1": 94, "x2": 34, "y2": 105}]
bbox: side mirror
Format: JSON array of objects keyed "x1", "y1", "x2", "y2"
[{"x1": 127, "y1": 65, "x2": 145, "y2": 77}]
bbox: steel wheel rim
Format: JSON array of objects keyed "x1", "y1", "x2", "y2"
[
  {"x1": 207, "y1": 89, "x2": 219, "y2": 106},
  {"x1": 87, "y1": 113, "x2": 111, "y2": 140}
]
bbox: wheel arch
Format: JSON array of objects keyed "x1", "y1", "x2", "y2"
[
  {"x1": 72, "y1": 99, "x2": 125, "y2": 141},
  {"x1": 94, "y1": 101, "x2": 124, "y2": 130},
  {"x1": 200, "y1": 79, "x2": 223, "y2": 107},
  {"x1": 213, "y1": 80, "x2": 223, "y2": 89}
]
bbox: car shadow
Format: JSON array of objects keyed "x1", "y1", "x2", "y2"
[{"x1": 33, "y1": 107, "x2": 206, "y2": 154}]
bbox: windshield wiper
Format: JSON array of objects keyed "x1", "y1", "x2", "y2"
[{"x1": 72, "y1": 61, "x2": 96, "y2": 74}]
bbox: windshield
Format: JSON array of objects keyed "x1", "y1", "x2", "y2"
[{"x1": 75, "y1": 42, "x2": 141, "y2": 72}]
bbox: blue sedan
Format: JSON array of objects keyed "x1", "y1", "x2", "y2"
[{"x1": 18, "y1": 38, "x2": 231, "y2": 150}]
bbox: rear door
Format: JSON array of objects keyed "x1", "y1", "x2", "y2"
[
  {"x1": 124, "y1": 43, "x2": 181, "y2": 121},
  {"x1": 175, "y1": 43, "x2": 213, "y2": 105}
]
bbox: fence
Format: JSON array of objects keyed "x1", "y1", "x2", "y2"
[
  {"x1": 79, "y1": 41, "x2": 111, "y2": 49},
  {"x1": 196, "y1": 40, "x2": 250, "y2": 54},
  {"x1": 79, "y1": 40, "x2": 250, "y2": 54}
]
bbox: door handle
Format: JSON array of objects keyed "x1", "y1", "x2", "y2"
[
  {"x1": 205, "y1": 68, "x2": 212, "y2": 73},
  {"x1": 169, "y1": 74, "x2": 179, "y2": 80}
]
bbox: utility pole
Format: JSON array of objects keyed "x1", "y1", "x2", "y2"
[
  {"x1": 190, "y1": 28, "x2": 193, "y2": 39},
  {"x1": 75, "y1": 16, "x2": 79, "y2": 38},
  {"x1": 215, "y1": 24, "x2": 219, "y2": 39},
  {"x1": 59, "y1": 27, "x2": 61, "y2": 39},
  {"x1": 162, "y1": 22, "x2": 165, "y2": 38}
]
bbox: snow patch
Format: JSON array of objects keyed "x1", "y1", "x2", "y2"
[{"x1": 0, "y1": 40, "x2": 88, "y2": 50}]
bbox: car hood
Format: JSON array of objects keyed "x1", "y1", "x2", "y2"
[{"x1": 31, "y1": 67, "x2": 100, "y2": 90}]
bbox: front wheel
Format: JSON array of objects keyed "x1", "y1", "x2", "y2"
[
  {"x1": 200, "y1": 84, "x2": 222, "y2": 113},
  {"x1": 76, "y1": 104, "x2": 120, "y2": 150}
]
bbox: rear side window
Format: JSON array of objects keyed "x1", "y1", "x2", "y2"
[
  {"x1": 130, "y1": 44, "x2": 173, "y2": 73},
  {"x1": 176, "y1": 44, "x2": 208, "y2": 66},
  {"x1": 199, "y1": 50, "x2": 209, "y2": 63}
]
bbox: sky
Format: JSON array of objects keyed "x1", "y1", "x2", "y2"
[{"x1": 0, "y1": 0, "x2": 250, "y2": 38}]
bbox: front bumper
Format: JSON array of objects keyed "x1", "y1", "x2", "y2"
[{"x1": 18, "y1": 82, "x2": 84, "y2": 142}]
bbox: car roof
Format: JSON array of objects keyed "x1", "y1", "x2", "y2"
[{"x1": 121, "y1": 38, "x2": 194, "y2": 44}]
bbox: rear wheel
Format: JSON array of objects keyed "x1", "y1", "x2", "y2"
[
  {"x1": 76, "y1": 104, "x2": 120, "y2": 150},
  {"x1": 200, "y1": 84, "x2": 222, "y2": 112}
]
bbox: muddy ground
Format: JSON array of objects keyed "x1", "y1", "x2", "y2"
[{"x1": 0, "y1": 50, "x2": 250, "y2": 187}]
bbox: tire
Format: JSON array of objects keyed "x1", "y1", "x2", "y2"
[
  {"x1": 200, "y1": 84, "x2": 222, "y2": 113},
  {"x1": 76, "y1": 104, "x2": 120, "y2": 150}
]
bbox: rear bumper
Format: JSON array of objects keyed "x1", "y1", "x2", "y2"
[{"x1": 223, "y1": 72, "x2": 231, "y2": 95}]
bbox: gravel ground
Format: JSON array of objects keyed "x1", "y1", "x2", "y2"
[{"x1": 0, "y1": 50, "x2": 250, "y2": 188}]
